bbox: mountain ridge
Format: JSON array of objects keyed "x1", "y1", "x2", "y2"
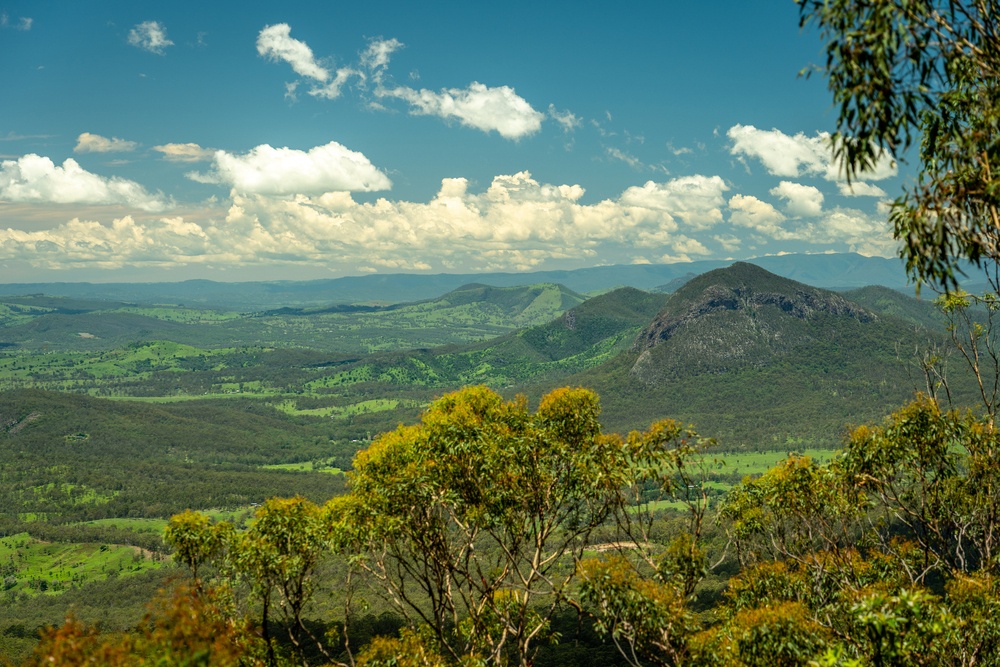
[{"x1": 0, "y1": 253, "x2": 914, "y2": 310}]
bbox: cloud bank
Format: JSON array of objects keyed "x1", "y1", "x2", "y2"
[{"x1": 1, "y1": 171, "x2": 896, "y2": 274}]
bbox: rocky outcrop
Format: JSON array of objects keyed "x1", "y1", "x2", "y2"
[{"x1": 634, "y1": 266, "x2": 875, "y2": 352}]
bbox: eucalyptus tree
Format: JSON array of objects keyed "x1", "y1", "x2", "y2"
[
  {"x1": 799, "y1": 0, "x2": 1000, "y2": 289},
  {"x1": 332, "y1": 385, "x2": 710, "y2": 667}
]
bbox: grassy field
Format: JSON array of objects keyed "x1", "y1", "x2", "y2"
[
  {"x1": 716, "y1": 448, "x2": 835, "y2": 476},
  {"x1": 262, "y1": 462, "x2": 344, "y2": 474},
  {"x1": 0, "y1": 533, "x2": 164, "y2": 596}
]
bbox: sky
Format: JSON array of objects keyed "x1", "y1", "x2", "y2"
[{"x1": 0, "y1": 1, "x2": 908, "y2": 283}]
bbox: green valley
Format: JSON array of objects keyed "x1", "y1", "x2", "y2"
[{"x1": 0, "y1": 260, "x2": 985, "y2": 664}]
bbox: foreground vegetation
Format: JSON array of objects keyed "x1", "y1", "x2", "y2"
[{"x1": 18, "y1": 386, "x2": 1000, "y2": 666}]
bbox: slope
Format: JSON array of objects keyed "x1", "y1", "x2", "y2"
[
  {"x1": 566, "y1": 263, "x2": 963, "y2": 447},
  {"x1": 0, "y1": 283, "x2": 586, "y2": 356}
]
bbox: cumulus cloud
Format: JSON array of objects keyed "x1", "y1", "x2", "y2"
[
  {"x1": 379, "y1": 82, "x2": 544, "y2": 140},
  {"x1": 3, "y1": 171, "x2": 741, "y2": 273},
  {"x1": 0, "y1": 154, "x2": 169, "y2": 211},
  {"x1": 0, "y1": 216, "x2": 228, "y2": 270},
  {"x1": 728, "y1": 195, "x2": 787, "y2": 236},
  {"x1": 128, "y1": 21, "x2": 173, "y2": 55},
  {"x1": 2, "y1": 168, "x2": 902, "y2": 274},
  {"x1": 620, "y1": 175, "x2": 729, "y2": 229},
  {"x1": 355, "y1": 37, "x2": 544, "y2": 139},
  {"x1": 152, "y1": 143, "x2": 215, "y2": 163},
  {"x1": 803, "y1": 209, "x2": 897, "y2": 256},
  {"x1": 74, "y1": 133, "x2": 138, "y2": 154},
  {"x1": 728, "y1": 124, "x2": 897, "y2": 182},
  {"x1": 188, "y1": 141, "x2": 392, "y2": 195},
  {"x1": 838, "y1": 181, "x2": 889, "y2": 197},
  {"x1": 769, "y1": 181, "x2": 824, "y2": 217}
]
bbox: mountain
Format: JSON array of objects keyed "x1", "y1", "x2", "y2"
[
  {"x1": 0, "y1": 253, "x2": 914, "y2": 310},
  {"x1": 306, "y1": 286, "x2": 666, "y2": 391},
  {"x1": 284, "y1": 267, "x2": 961, "y2": 451},
  {"x1": 631, "y1": 262, "x2": 876, "y2": 381},
  {"x1": 0, "y1": 263, "x2": 969, "y2": 451},
  {"x1": 562, "y1": 263, "x2": 965, "y2": 447}
]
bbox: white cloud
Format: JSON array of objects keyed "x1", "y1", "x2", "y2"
[
  {"x1": 769, "y1": 181, "x2": 824, "y2": 217},
  {"x1": 620, "y1": 175, "x2": 729, "y2": 229},
  {"x1": 713, "y1": 234, "x2": 742, "y2": 253},
  {"x1": 128, "y1": 21, "x2": 173, "y2": 55},
  {"x1": 152, "y1": 143, "x2": 215, "y2": 163},
  {"x1": 0, "y1": 216, "x2": 227, "y2": 269},
  {"x1": 548, "y1": 105, "x2": 581, "y2": 132},
  {"x1": 1, "y1": 13, "x2": 32, "y2": 30},
  {"x1": 256, "y1": 24, "x2": 360, "y2": 100},
  {"x1": 256, "y1": 23, "x2": 328, "y2": 82},
  {"x1": 361, "y1": 38, "x2": 403, "y2": 80},
  {"x1": 803, "y1": 209, "x2": 897, "y2": 256},
  {"x1": 255, "y1": 28, "x2": 545, "y2": 139},
  {"x1": 728, "y1": 194, "x2": 787, "y2": 236},
  {"x1": 727, "y1": 124, "x2": 897, "y2": 182},
  {"x1": 838, "y1": 181, "x2": 889, "y2": 197},
  {"x1": 0, "y1": 154, "x2": 169, "y2": 211},
  {"x1": 74, "y1": 133, "x2": 138, "y2": 154},
  {"x1": 607, "y1": 147, "x2": 642, "y2": 169},
  {"x1": 189, "y1": 141, "x2": 392, "y2": 195},
  {"x1": 1, "y1": 168, "x2": 904, "y2": 273},
  {"x1": 379, "y1": 82, "x2": 544, "y2": 140},
  {"x1": 2, "y1": 171, "x2": 735, "y2": 273}
]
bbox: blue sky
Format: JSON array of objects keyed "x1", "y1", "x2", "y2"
[{"x1": 0, "y1": 1, "x2": 906, "y2": 282}]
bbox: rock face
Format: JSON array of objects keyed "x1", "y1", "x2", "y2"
[{"x1": 630, "y1": 262, "x2": 877, "y2": 383}]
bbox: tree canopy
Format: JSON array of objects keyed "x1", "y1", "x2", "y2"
[{"x1": 799, "y1": 0, "x2": 1000, "y2": 288}]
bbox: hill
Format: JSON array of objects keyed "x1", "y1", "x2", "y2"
[
  {"x1": 0, "y1": 283, "x2": 585, "y2": 354},
  {"x1": 841, "y1": 284, "x2": 945, "y2": 330},
  {"x1": 560, "y1": 263, "x2": 966, "y2": 446}
]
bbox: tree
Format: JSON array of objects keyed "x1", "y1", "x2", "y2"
[
  {"x1": 330, "y1": 385, "x2": 710, "y2": 667},
  {"x1": 165, "y1": 497, "x2": 334, "y2": 666},
  {"x1": 715, "y1": 396, "x2": 1000, "y2": 666},
  {"x1": 798, "y1": 0, "x2": 1000, "y2": 289},
  {"x1": 25, "y1": 583, "x2": 264, "y2": 667}
]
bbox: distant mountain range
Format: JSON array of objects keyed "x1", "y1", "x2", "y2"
[{"x1": 0, "y1": 253, "x2": 916, "y2": 310}]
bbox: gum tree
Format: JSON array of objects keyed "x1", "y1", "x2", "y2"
[
  {"x1": 798, "y1": 0, "x2": 1000, "y2": 289},
  {"x1": 331, "y1": 385, "x2": 710, "y2": 667}
]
